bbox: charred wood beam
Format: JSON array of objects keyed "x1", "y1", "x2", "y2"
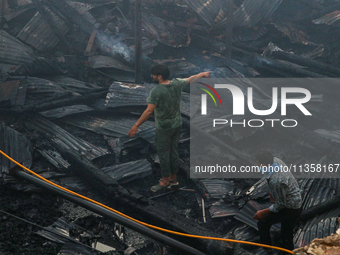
[
  {"x1": 271, "y1": 51, "x2": 340, "y2": 77},
  {"x1": 85, "y1": 23, "x2": 99, "y2": 56},
  {"x1": 31, "y1": 0, "x2": 71, "y2": 51}
]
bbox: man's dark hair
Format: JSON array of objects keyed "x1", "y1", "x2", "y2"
[
  {"x1": 151, "y1": 64, "x2": 170, "y2": 80},
  {"x1": 255, "y1": 151, "x2": 274, "y2": 166}
]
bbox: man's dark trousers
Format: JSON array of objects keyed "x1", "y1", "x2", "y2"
[
  {"x1": 257, "y1": 208, "x2": 302, "y2": 251},
  {"x1": 155, "y1": 125, "x2": 181, "y2": 177}
]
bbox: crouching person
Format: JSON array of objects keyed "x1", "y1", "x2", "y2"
[{"x1": 253, "y1": 151, "x2": 302, "y2": 253}]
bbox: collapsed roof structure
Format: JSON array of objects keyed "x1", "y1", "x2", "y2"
[{"x1": 1, "y1": 0, "x2": 340, "y2": 254}]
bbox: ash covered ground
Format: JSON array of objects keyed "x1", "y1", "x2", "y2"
[{"x1": 2, "y1": 0, "x2": 340, "y2": 255}]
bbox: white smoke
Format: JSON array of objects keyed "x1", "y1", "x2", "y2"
[{"x1": 96, "y1": 31, "x2": 133, "y2": 63}]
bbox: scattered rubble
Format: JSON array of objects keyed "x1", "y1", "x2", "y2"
[
  {"x1": 1, "y1": 0, "x2": 340, "y2": 254},
  {"x1": 294, "y1": 218, "x2": 340, "y2": 255}
]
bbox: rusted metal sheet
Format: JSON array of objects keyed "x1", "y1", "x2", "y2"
[
  {"x1": 17, "y1": 9, "x2": 70, "y2": 51},
  {"x1": 0, "y1": 125, "x2": 32, "y2": 174},
  {"x1": 142, "y1": 12, "x2": 189, "y2": 48},
  {"x1": 313, "y1": 10, "x2": 340, "y2": 25}
]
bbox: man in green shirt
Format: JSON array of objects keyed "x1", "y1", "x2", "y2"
[{"x1": 128, "y1": 64, "x2": 210, "y2": 192}]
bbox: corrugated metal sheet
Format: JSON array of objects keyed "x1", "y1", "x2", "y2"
[
  {"x1": 200, "y1": 179, "x2": 234, "y2": 199},
  {"x1": 67, "y1": 1, "x2": 96, "y2": 24},
  {"x1": 245, "y1": 178, "x2": 269, "y2": 200},
  {"x1": 142, "y1": 12, "x2": 189, "y2": 48},
  {"x1": 0, "y1": 125, "x2": 32, "y2": 174},
  {"x1": 184, "y1": 0, "x2": 227, "y2": 26},
  {"x1": 17, "y1": 9, "x2": 70, "y2": 51},
  {"x1": 313, "y1": 10, "x2": 340, "y2": 25},
  {"x1": 88, "y1": 55, "x2": 134, "y2": 72},
  {"x1": 39, "y1": 105, "x2": 94, "y2": 119},
  {"x1": 26, "y1": 116, "x2": 109, "y2": 161},
  {"x1": 37, "y1": 218, "x2": 83, "y2": 245},
  {"x1": 299, "y1": 174, "x2": 339, "y2": 210},
  {"x1": 61, "y1": 115, "x2": 155, "y2": 138},
  {"x1": 197, "y1": 0, "x2": 282, "y2": 29},
  {"x1": 232, "y1": 0, "x2": 283, "y2": 28},
  {"x1": 294, "y1": 207, "x2": 340, "y2": 247},
  {"x1": 234, "y1": 200, "x2": 280, "y2": 231},
  {"x1": 209, "y1": 200, "x2": 239, "y2": 218},
  {"x1": 0, "y1": 30, "x2": 35, "y2": 65},
  {"x1": 48, "y1": 76, "x2": 101, "y2": 94},
  {"x1": 105, "y1": 81, "x2": 195, "y2": 118},
  {"x1": 233, "y1": 224, "x2": 260, "y2": 243},
  {"x1": 101, "y1": 159, "x2": 152, "y2": 184},
  {"x1": 37, "y1": 149, "x2": 71, "y2": 169},
  {"x1": 24, "y1": 77, "x2": 69, "y2": 105}
]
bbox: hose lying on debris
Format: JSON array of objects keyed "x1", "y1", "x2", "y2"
[{"x1": 0, "y1": 149, "x2": 293, "y2": 254}]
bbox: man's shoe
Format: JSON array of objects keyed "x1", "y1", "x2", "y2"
[
  {"x1": 168, "y1": 180, "x2": 179, "y2": 188},
  {"x1": 150, "y1": 183, "x2": 169, "y2": 192},
  {"x1": 159, "y1": 178, "x2": 179, "y2": 188}
]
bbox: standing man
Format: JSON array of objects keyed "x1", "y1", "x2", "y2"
[
  {"x1": 128, "y1": 64, "x2": 210, "y2": 192},
  {"x1": 253, "y1": 151, "x2": 302, "y2": 253}
]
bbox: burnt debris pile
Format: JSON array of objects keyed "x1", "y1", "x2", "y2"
[{"x1": 1, "y1": 0, "x2": 340, "y2": 254}]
